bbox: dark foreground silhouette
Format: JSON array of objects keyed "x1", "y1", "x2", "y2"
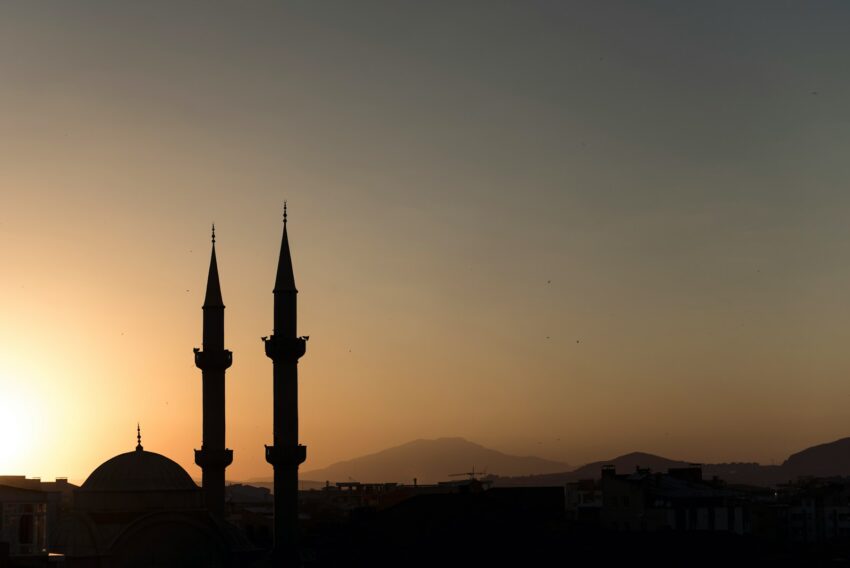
[{"x1": 298, "y1": 485, "x2": 850, "y2": 567}]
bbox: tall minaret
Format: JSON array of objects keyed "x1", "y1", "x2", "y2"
[
  {"x1": 263, "y1": 203, "x2": 307, "y2": 563},
  {"x1": 193, "y1": 224, "x2": 233, "y2": 517}
]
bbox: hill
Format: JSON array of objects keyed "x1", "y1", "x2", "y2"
[
  {"x1": 494, "y1": 452, "x2": 691, "y2": 486},
  {"x1": 782, "y1": 437, "x2": 850, "y2": 478},
  {"x1": 496, "y1": 438, "x2": 850, "y2": 488},
  {"x1": 244, "y1": 436, "x2": 850, "y2": 490},
  {"x1": 299, "y1": 437, "x2": 571, "y2": 484}
]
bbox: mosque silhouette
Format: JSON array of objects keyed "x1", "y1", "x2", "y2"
[{"x1": 56, "y1": 207, "x2": 307, "y2": 567}]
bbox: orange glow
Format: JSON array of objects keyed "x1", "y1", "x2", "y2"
[
  {"x1": 2, "y1": 2, "x2": 850, "y2": 485},
  {"x1": 0, "y1": 375, "x2": 43, "y2": 474}
]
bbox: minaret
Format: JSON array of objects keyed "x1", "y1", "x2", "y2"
[
  {"x1": 263, "y1": 203, "x2": 307, "y2": 563},
  {"x1": 193, "y1": 224, "x2": 233, "y2": 517}
]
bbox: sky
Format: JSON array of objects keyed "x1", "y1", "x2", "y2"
[{"x1": 2, "y1": 0, "x2": 850, "y2": 482}]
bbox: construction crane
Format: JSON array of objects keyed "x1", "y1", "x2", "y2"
[{"x1": 448, "y1": 465, "x2": 488, "y2": 480}]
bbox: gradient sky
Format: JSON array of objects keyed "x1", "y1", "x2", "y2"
[{"x1": 2, "y1": 1, "x2": 850, "y2": 482}]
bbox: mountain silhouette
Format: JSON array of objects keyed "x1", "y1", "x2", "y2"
[
  {"x1": 299, "y1": 437, "x2": 571, "y2": 484},
  {"x1": 243, "y1": 436, "x2": 850, "y2": 490},
  {"x1": 496, "y1": 438, "x2": 850, "y2": 487},
  {"x1": 494, "y1": 452, "x2": 692, "y2": 486},
  {"x1": 781, "y1": 437, "x2": 850, "y2": 478},
  {"x1": 572, "y1": 452, "x2": 689, "y2": 478}
]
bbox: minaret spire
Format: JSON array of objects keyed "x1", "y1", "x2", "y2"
[
  {"x1": 194, "y1": 226, "x2": 233, "y2": 517},
  {"x1": 264, "y1": 205, "x2": 308, "y2": 563},
  {"x1": 204, "y1": 224, "x2": 224, "y2": 309},
  {"x1": 274, "y1": 204, "x2": 296, "y2": 297}
]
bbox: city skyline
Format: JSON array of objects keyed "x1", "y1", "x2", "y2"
[{"x1": 3, "y1": 1, "x2": 850, "y2": 483}]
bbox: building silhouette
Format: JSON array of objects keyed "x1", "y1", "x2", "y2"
[
  {"x1": 599, "y1": 465, "x2": 753, "y2": 533},
  {"x1": 263, "y1": 204, "x2": 308, "y2": 564},
  {"x1": 56, "y1": 428, "x2": 250, "y2": 567},
  {"x1": 0, "y1": 482, "x2": 48, "y2": 559},
  {"x1": 0, "y1": 214, "x2": 314, "y2": 566},
  {"x1": 48, "y1": 223, "x2": 291, "y2": 566},
  {"x1": 193, "y1": 225, "x2": 234, "y2": 517}
]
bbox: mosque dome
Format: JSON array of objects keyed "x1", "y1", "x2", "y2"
[
  {"x1": 75, "y1": 431, "x2": 202, "y2": 512},
  {"x1": 80, "y1": 446, "x2": 197, "y2": 493}
]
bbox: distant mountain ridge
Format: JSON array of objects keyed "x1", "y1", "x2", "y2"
[
  {"x1": 782, "y1": 437, "x2": 850, "y2": 478},
  {"x1": 271, "y1": 436, "x2": 850, "y2": 489},
  {"x1": 299, "y1": 437, "x2": 571, "y2": 484},
  {"x1": 496, "y1": 437, "x2": 850, "y2": 488}
]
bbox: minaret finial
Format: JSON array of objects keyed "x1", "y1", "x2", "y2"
[
  {"x1": 136, "y1": 423, "x2": 143, "y2": 451},
  {"x1": 211, "y1": 223, "x2": 216, "y2": 245},
  {"x1": 283, "y1": 201, "x2": 287, "y2": 227}
]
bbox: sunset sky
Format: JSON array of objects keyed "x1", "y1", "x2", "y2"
[{"x1": 2, "y1": 1, "x2": 850, "y2": 482}]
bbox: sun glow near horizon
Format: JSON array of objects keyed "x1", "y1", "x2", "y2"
[{"x1": 0, "y1": 378, "x2": 44, "y2": 475}]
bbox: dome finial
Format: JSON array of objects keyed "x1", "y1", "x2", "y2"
[
  {"x1": 211, "y1": 223, "x2": 216, "y2": 245},
  {"x1": 136, "y1": 423, "x2": 143, "y2": 451}
]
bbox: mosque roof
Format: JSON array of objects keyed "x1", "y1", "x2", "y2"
[{"x1": 80, "y1": 446, "x2": 197, "y2": 493}]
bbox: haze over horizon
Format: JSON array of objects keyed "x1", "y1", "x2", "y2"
[{"x1": 3, "y1": 1, "x2": 850, "y2": 482}]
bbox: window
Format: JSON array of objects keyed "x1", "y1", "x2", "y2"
[{"x1": 18, "y1": 513, "x2": 33, "y2": 545}]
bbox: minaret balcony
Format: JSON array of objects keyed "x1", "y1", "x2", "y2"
[
  {"x1": 263, "y1": 336, "x2": 307, "y2": 361},
  {"x1": 194, "y1": 447, "x2": 234, "y2": 469},
  {"x1": 193, "y1": 349, "x2": 233, "y2": 370},
  {"x1": 265, "y1": 444, "x2": 307, "y2": 467}
]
